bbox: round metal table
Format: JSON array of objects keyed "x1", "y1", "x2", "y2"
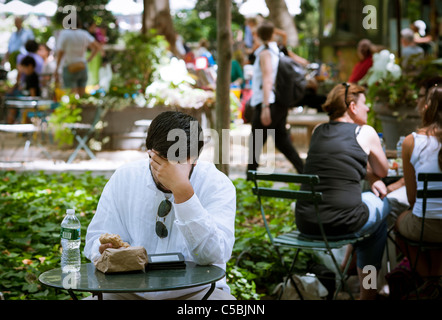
[{"x1": 39, "y1": 262, "x2": 225, "y2": 300}]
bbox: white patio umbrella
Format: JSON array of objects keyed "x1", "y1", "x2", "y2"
[
  {"x1": 32, "y1": 0, "x2": 57, "y2": 16},
  {"x1": 106, "y1": 0, "x2": 143, "y2": 16},
  {"x1": 107, "y1": 0, "x2": 199, "y2": 16},
  {"x1": 239, "y1": 0, "x2": 269, "y2": 17},
  {"x1": 169, "y1": 0, "x2": 196, "y2": 11},
  {"x1": 1, "y1": 0, "x2": 33, "y2": 15},
  {"x1": 239, "y1": 0, "x2": 301, "y2": 17}
]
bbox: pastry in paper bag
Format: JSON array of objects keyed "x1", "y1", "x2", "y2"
[
  {"x1": 99, "y1": 233, "x2": 130, "y2": 249},
  {"x1": 95, "y1": 246, "x2": 148, "y2": 273}
]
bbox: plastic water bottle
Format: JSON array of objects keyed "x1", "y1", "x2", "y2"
[
  {"x1": 396, "y1": 136, "x2": 405, "y2": 176},
  {"x1": 396, "y1": 136, "x2": 405, "y2": 158},
  {"x1": 378, "y1": 133, "x2": 386, "y2": 154},
  {"x1": 60, "y1": 209, "x2": 81, "y2": 273}
]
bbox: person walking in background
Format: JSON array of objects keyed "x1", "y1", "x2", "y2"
[
  {"x1": 85, "y1": 21, "x2": 106, "y2": 87},
  {"x1": 37, "y1": 43, "x2": 57, "y2": 98},
  {"x1": 244, "y1": 17, "x2": 257, "y2": 54},
  {"x1": 231, "y1": 48, "x2": 244, "y2": 88},
  {"x1": 54, "y1": 21, "x2": 100, "y2": 96},
  {"x1": 17, "y1": 40, "x2": 44, "y2": 76},
  {"x1": 247, "y1": 21, "x2": 304, "y2": 174},
  {"x1": 195, "y1": 38, "x2": 216, "y2": 67},
  {"x1": 349, "y1": 39, "x2": 374, "y2": 83},
  {"x1": 2, "y1": 16, "x2": 34, "y2": 69},
  {"x1": 400, "y1": 28, "x2": 424, "y2": 74},
  {"x1": 410, "y1": 20, "x2": 434, "y2": 55}
]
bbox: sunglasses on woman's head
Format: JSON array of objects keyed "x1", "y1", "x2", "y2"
[
  {"x1": 155, "y1": 198, "x2": 172, "y2": 238},
  {"x1": 342, "y1": 82, "x2": 350, "y2": 108}
]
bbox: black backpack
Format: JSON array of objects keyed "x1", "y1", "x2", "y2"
[{"x1": 274, "y1": 52, "x2": 307, "y2": 108}]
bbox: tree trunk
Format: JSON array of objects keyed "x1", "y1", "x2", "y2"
[
  {"x1": 265, "y1": 0, "x2": 298, "y2": 47},
  {"x1": 142, "y1": 0, "x2": 178, "y2": 56},
  {"x1": 215, "y1": 0, "x2": 232, "y2": 175}
]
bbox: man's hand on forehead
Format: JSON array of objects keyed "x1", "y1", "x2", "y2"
[{"x1": 147, "y1": 150, "x2": 195, "y2": 203}]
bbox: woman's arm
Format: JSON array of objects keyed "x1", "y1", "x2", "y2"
[
  {"x1": 402, "y1": 133, "x2": 416, "y2": 208},
  {"x1": 273, "y1": 28, "x2": 287, "y2": 46},
  {"x1": 358, "y1": 125, "x2": 389, "y2": 198},
  {"x1": 362, "y1": 125, "x2": 389, "y2": 178},
  {"x1": 259, "y1": 49, "x2": 273, "y2": 126},
  {"x1": 366, "y1": 162, "x2": 387, "y2": 199},
  {"x1": 260, "y1": 50, "x2": 273, "y2": 107},
  {"x1": 87, "y1": 41, "x2": 101, "y2": 63}
]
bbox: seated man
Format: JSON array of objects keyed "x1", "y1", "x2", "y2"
[
  {"x1": 84, "y1": 111, "x2": 236, "y2": 300},
  {"x1": 6, "y1": 55, "x2": 41, "y2": 123},
  {"x1": 19, "y1": 55, "x2": 41, "y2": 97}
]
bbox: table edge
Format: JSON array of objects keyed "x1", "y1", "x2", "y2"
[{"x1": 38, "y1": 262, "x2": 226, "y2": 294}]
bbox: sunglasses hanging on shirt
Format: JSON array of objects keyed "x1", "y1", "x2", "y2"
[{"x1": 155, "y1": 198, "x2": 172, "y2": 238}]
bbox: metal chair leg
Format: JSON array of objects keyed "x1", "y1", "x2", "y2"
[
  {"x1": 332, "y1": 248, "x2": 355, "y2": 300},
  {"x1": 275, "y1": 247, "x2": 304, "y2": 300}
]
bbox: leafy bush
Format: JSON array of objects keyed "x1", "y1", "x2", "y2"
[
  {"x1": 0, "y1": 171, "x2": 106, "y2": 300},
  {"x1": 111, "y1": 31, "x2": 168, "y2": 91},
  {"x1": 231, "y1": 179, "x2": 312, "y2": 298},
  {"x1": 0, "y1": 171, "x2": 311, "y2": 300}
]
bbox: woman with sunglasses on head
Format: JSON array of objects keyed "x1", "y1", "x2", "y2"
[
  {"x1": 295, "y1": 83, "x2": 391, "y2": 299},
  {"x1": 395, "y1": 85, "x2": 442, "y2": 281},
  {"x1": 84, "y1": 111, "x2": 236, "y2": 300}
]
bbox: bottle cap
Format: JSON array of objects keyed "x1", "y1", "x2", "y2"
[{"x1": 66, "y1": 209, "x2": 75, "y2": 214}]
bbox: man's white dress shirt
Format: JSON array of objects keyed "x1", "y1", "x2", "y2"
[{"x1": 84, "y1": 159, "x2": 236, "y2": 299}]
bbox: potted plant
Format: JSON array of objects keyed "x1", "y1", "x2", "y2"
[{"x1": 361, "y1": 50, "x2": 420, "y2": 149}]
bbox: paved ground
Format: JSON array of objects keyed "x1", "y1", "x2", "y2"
[{"x1": 0, "y1": 123, "x2": 309, "y2": 180}]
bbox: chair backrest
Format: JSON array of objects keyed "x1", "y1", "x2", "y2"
[
  {"x1": 247, "y1": 170, "x2": 322, "y2": 201},
  {"x1": 416, "y1": 173, "x2": 442, "y2": 204},
  {"x1": 415, "y1": 172, "x2": 442, "y2": 244},
  {"x1": 247, "y1": 170, "x2": 323, "y2": 243}
]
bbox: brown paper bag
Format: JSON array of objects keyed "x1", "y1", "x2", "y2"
[{"x1": 95, "y1": 246, "x2": 148, "y2": 273}]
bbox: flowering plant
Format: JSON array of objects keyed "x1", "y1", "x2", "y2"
[
  {"x1": 361, "y1": 50, "x2": 418, "y2": 112},
  {"x1": 145, "y1": 58, "x2": 215, "y2": 109}
]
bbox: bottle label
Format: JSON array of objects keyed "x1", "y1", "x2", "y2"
[{"x1": 60, "y1": 227, "x2": 80, "y2": 240}]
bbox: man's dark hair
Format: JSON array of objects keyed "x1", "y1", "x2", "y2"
[
  {"x1": 20, "y1": 55, "x2": 36, "y2": 68},
  {"x1": 146, "y1": 111, "x2": 204, "y2": 161},
  {"x1": 25, "y1": 40, "x2": 39, "y2": 53}
]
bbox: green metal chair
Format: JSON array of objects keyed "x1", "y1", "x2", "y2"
[
  {"x1": 395, "y1": 172, "x2": 442, "y2": 298},
  {"x1": 247, "y1": 170, "x2": 369, "y2": 300}
]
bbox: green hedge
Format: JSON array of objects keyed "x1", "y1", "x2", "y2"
[
  {"x1": 0, "y1": 170, "x2": 309, "y2": 300},
  {"x1": 0, "y1": 171, "x2": 104, "y2": 300}
]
